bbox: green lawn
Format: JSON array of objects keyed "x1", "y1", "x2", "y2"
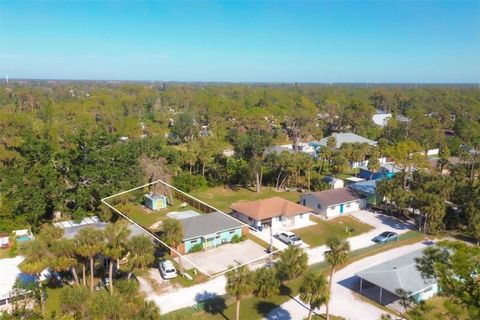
[
  {"x1": 295, "y1": 215, "x2": 374, "y2": 247},
  {"x1": 116, "y1": 201, "x2": 195, "y2": 230},
  {"x1": 190, "y1": 186, "x2": 301, "y2": 213},
  {"x1": 407, "y1": 296, "x2": 469, "y2": 320},
  {"x1": 0, "y1": 247, "x2": 11, "y2": 259}
]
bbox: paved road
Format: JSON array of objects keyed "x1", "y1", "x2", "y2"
[
  {"x1": 266, "y1": 241, "x2": 431, "y2": 320},
  {"x1": 306, "y1": 210, "x2": 415, "y2": 264},
  {"x1": 147, "y1": 210, "x2": 415, "y2": 316}
]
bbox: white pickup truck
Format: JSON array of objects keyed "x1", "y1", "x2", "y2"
[{"x1": 276, "y1": 231, "x2": 302, "y2": 246}]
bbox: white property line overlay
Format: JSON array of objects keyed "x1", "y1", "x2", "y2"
[{"x1": 102, "y1": 179, "x2": 281, "y2": 278}]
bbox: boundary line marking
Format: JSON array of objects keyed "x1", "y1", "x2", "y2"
[{"x1": 102, "y1": 179, "x2": 280, "y2": 278}]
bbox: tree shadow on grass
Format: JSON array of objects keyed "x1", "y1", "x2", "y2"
[
  {"x1": 255, "y1": 301, "x2": 281, "y2": 318},
  {"x1": 279, "y1": 284, "x2": 292, "y2": 297},
  {"x1": 195, "y1": 293, "x2": 228, "y2": 320}
]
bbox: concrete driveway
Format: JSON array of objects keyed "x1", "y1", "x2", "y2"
[
  {"x1": 176, "y1": 239, "x2": 269, "y2": 275},
  {"x1": 266, "y1": 241, "x2": 432, "y2": 320},
  {"x1": 306, "y1": 210, "x2": 415, "y2": 264}
]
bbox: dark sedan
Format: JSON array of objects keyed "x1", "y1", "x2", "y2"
[{"x1": 372, "y1": 231, "x2": 399, "y2": 244}]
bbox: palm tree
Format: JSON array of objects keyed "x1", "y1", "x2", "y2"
[
  {"x1": 276, "y1": 246, "x2": 308, "y2": 281},
  {"x1": 50, "y1": 238, "x2": 80, "y2": 285},
  {"x1": 75, "y1": 227, "x2": 104, "y2": 291},
  {"x1": 299, "y1": 271, "x2": 329, "y2": 320},
  {"x1": 394, "y1": 288, "x2": 414, "y2": 317},
  {"x1": 226, "y1": 266, "x2": 253, "y2": 320},
  {"x1": 104, "y1": 221, "x2": 131, "y2": 294},
  {"x1": 18, "y1": 238, "x2": 50, "y2": 314},
  {"x1": 161, "y1": 218, "x2": 184, "y2": 271},
  {"x1": 367, "y1": 156, "x2": 381, "y2": 180},
  {"x1": 324, "y1": 237, "x2": 350, "y2": 320},
  {"x1": 125, "y1": 235, "x2": 155, "y2": 279},
  {"x1": 253, "y1": 266, "x2": 280, "y2": 298}
]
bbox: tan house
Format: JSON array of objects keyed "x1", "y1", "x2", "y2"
[{"x1": 231, "y1": 197, "x2": 311, "y2": 231}]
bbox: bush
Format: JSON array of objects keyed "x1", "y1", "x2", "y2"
[
  {"x1": 173, "y1": 173, "x2": 208, "y2": 193},
  {"x1": 230, "y1": 234, "x2": 244, "y2": 244},
  {"x1": 188, "y1": 243, "x2": 204, "y2": 253}
]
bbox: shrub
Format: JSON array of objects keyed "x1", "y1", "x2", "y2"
[
  {"x1": 173, "y1": 173, "x2": 208, "y2": 193},
  {"x1": 230, "y1": 234, "x2": 244, "y2": 244},
  {"x1": 188, "y1": 243, "x2": 204, "y2": 253}
]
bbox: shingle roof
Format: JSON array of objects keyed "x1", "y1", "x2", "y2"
[
  {"x1": 180, "y1": 211, "x2": 244, "y2": 240},
  {"x1": 313, "y1": 133, "x2": 377, "y2": 149},
  {"x1": 231, "y1": 197, "x2": 311, "y2": 220},
  {"x1": 309, "y1": 188, "x2": 361, "y2": 206},
  {"x1": 355, "y1": 248, "x2": 437, "y2": 296}
]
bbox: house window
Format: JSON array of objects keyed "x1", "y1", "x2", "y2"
[
  {"x1": 302, "y1": 199, "x2": 306, "y2": 205},
  {"x1": 300, "y1": 214, "x2": 304, "y2": 219},
  {"x1": 317, "y1": 204, "x2": 322, "y2": 209},
  {"x1": 248, "y1": 217, "x2": 253, "y2": 222},
  {"x1": 190, "y1": 239, "x2": 197, "y2": 244},
  {"x1": 346, "y1": 203, "x2": 351, "y2": 208},
  {"x1": 0, "y1": 298, "x2": 7, "y2": 306},
  {"x1": 329, "y1": 206, "x2": 335, "y2": 210},
  {"x1": 229, "y1": 230, "x2": 235, "y2": 234},
  {"x1": 216, "y1": 235, "x2": 220, "y2": 239}
]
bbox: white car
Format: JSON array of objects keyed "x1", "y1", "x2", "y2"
[
  {"x1": 276, "y1": 231, "x2": 302, "y2": 246},
  {"x1": 159, "y1": 260, "x2": 177, "y2": 279}
]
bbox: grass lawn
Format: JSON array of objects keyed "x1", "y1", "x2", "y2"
[
  {"x1": 45, "y1": 287, "x2": 67, "y2": 319},
  {"x1": 116, "y1": 201, "x2": 195, "y2": 229},
  {"x1": 295, "y1": 215, "x2": 374, "y2": 247},
  {"x1": 0, "y1": 247, "x2": 11, "y2": 259},
  {"x1": 190, "y1": 186, "x2": 301, "y2": 213},
  {"x1": 407, "y1": 296, "x2": 469, "y2": 320}
]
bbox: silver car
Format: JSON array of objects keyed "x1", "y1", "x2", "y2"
[
  {"x1": 159, "y1": 260, "x2": 177, "y2": 279},
  {"x1": 276, "y1": 231, "x2": 302, "y2": 246}
]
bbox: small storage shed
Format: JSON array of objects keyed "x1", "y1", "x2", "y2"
[{"x1": 144, "y1": 193, "x2": 168, "y2": 211}]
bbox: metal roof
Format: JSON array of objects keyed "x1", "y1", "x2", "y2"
[
  {"x1": 180, "y1": 211, "x2": 244, "y2": 241},
  {"x1": 355, "y1": 248, "x2": 437, "y2": 296},
  {"x1": 313, "y1": 133, "x2": 377, "y2": 149},
  {"x1": 308, "y1": 188, "x2": 362, "y2": 206},
  {"x1": 349, "y1": 180, "x2": 377, "y2": 195}
]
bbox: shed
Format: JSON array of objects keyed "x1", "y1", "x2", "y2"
[{"x1": 144, "y1": 193, "x2": 168, "y2": 211}]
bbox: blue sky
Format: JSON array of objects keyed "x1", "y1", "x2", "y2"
[{"x1": 1, "y1": 1, "x2": 479, "y2": 83}]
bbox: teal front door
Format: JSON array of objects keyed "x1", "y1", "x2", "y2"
[{"x1": 340, "y1": 204, "x2": 344, "y2": 214}]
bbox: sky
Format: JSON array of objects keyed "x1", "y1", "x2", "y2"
[{"x1": 0, "y1": 1, "x2": 479, "y2": 83}]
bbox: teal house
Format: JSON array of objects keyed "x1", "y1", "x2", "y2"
[
  {"x1": 177, "y1": 211, "x2": 246, "y2": 254},
  {"x1": 144, "y1": 193, "x2": 168, "y2": 211}
]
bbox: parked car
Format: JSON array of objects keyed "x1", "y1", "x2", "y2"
[
  {"x1": 372, "y1": 231, "x2": 399, "y2": 244},
  {"x1": 103, "y1": 273, "x2": 110, "y2": 287},
  {"x1": 159, "y1": 260, "x2": 177, "y2": 279},
  {"x1": 276, "y1": 231, "x2": 302, "y2": 246}
]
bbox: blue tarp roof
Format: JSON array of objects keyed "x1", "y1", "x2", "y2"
[{"x1": 349, "y1": 179, "x2": 377, "y2": 195}]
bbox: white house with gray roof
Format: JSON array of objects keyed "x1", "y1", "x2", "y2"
[
  {"x1": 311, "y1": 132, "x2": 377, "y2": 149},
  {"x1": 356, "y1": 248, "x2": 438, "y2": 305}
]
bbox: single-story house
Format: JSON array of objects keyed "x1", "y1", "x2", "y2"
[
  {"x1": 0, "y1": 233, "x2": 9, "y2": 249},
  {"x1": 144, "y1": 193, "x2": 168, "y2": 211},
  {"x1": 231, "y1": 197, "x2": 312, "y2": 231},
  {"x1": 358, "y1": 162, "x2": 403, "y2": 181},
  {"x1": 372, "y1": 111, "x2": 411, "y2": 127},
  {"x1": 324, "y1": 176, "x2": 344, "y2": 189},
  {"x1": 54, "y1": 216, "x2": 145, "y2": 240},
  {"x1": 300, "y1": 188, "x2": 365, "y2": 219},
  {"x1": 311, "y1": 132, "x2": 377, "y2": 150},
  {"x1": 349, "y1": 180, "x2": 379, "y2": 205},
  {"x1": 0, "y1": 256, "x2": 35, "y2": 313},
  {"x1": 177, "y1": 211, "x2": 247, "y2": 254},
  {"x1": 356, "y1": 248, "x2": 438, "y2": 306}
]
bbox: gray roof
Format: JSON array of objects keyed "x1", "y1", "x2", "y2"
[
  {"x1": 308, "y1": 188, "x2": 361, "y2": 206},
  {"x1": 313, "y1": 133, "x2": 377, "y2": 149},
  {"x1": 180, "y1": 211, "x2": 244, "y2": 241},
  {"x1": 355, "y1": 248, "x2": 437, "y2": 296},
  {"x1": 349, "y1": 179, "x2": 377, "y2": 195},
  {"x1": 265, "y1": 145, "x2": 295, "y2": 155},
  {"x1": 61, "y1": 221, "x2": 145, "y2": 239}
]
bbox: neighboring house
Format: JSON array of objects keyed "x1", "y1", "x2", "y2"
[
  {"x1": 144, "y1": 193, "x2": 168, "y2": 211},
  {"x1": 54, "y1": 216, "x2": 145, "y2": 240},
  {"x1": 344, "y1": 177, "x2": 366, "y2": 186},
  {"x1": 265, "y1": 143, "x2": 316, "y2": 157},
  {"x1": 231, "y1": 197, "x2": 312, "y2": 231},
  {"x1": 300, "y1": 188, "x2": 365, "y2": 219},
  {"x1": 349, "y1": 180, "x2": 379, "y2": 205},
  {"x1": 356, "y1": 248, "x2": 438, "y2": 306},
  {"x1": 311, "y1": 132, "x2": 377, "y2": 150},
  {"x1": 0, "y1": 233, "x2": 9, "y2": 249},
  {"x1": 0, "y1": 256, "x2": 35, "y2": 313},
  {"x1": 323, "y1": 176, "x2": 344, "y2": 189},
  {"x1": 358, "y1": 162, "x2": 403, "y2": 181},
  {"x1": 175, "y1": 211, "x2": 247, "y2": 254},
  {"x1": 372, "y1": 112, "x2": 412, "y2": 127},
  {"x1": 12, "y1": 229, "x2": 34, "y2": 243}
]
